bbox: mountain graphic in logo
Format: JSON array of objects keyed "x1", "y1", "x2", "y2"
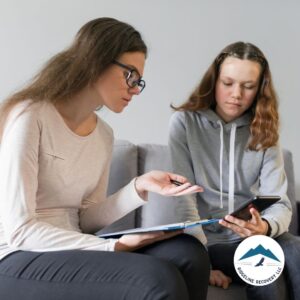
[{"x1": 239, "y1": 244, "x2": 280, "y2": 262}]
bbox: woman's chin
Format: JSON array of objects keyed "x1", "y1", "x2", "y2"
[{"x1": 109, "y1": 106, "x2": 125, "y2": 114}]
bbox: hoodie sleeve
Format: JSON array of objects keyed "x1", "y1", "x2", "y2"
[
  {"x1": 258, "y1": 145, "x2": 292, "y2": 237},
  {"x1": 168, "y1": 112, "x2": 207, "y2": 244}
]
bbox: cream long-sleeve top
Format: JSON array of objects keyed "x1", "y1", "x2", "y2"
[{"x1": 0, "y1": 101, "x2": 146, "y2": 260}]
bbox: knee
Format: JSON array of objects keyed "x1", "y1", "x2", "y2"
[
  {"x1": 274, "y1": 233, "x2": 300, "y2": 268},
  {"x1": 275, "y1": 232, "x2": 300, "y2": 251},
  {"x1": 140, "y1": 257, "x2": 189, "y2": 300},
  {"x1": 176, "y1": 235, "x2": 210, "y2": 275}
]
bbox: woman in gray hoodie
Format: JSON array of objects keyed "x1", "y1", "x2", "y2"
[{"x1": 169, "y1": 41, "x2": 300, "y2": 300}]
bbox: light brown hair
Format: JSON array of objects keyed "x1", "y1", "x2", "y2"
[
  {"x1": 0, "y1": 17, "x2": 147, "y2": 138},
  {"x1": 172, "y1": 41, "x2": 279, "y2": 151}
]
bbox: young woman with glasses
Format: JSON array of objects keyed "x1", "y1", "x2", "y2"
[
  {"x1": 169, "y1": 41, "x2": 300, "y2": 300},
  {"x1": 0, "y1": 18, "x2": 210, "y2": 300}
]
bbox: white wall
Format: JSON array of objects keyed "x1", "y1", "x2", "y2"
[{"x1": 1, "y1": 0, "x2": 299, "y2": 198}]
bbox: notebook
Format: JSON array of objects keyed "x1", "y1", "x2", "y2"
[{"x1": 97, "y1": 218, "x2": 220, "y2": 238}]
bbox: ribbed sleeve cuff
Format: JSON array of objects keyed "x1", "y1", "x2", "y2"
[{"x1": 261, "y1": 216, "x2": 277, "y2": 238}]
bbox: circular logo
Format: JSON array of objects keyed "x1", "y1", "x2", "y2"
[{"x1": 234, "y1": 235, "x2": 284, "y2": 286}]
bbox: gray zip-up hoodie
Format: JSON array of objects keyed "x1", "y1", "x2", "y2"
[{"x1": 168, "y1": 109, "x2": 292, "y2": 246}]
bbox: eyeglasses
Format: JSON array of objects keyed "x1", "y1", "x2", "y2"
[{"x1": 113, "y1": 60, "x2": 146, "y2": 94}]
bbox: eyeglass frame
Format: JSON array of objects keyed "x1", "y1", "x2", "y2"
[{"x1": 112, "y1": 60, "x2": 146, "y2": 93}]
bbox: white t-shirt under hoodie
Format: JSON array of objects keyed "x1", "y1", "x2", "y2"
[{"x1": 0, "y1": 100, "x2": 146, "y2": 260}]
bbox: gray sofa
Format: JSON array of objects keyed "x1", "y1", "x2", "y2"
[{"x1": 100, "y1": 140, "x2": 299, "y2": 300}]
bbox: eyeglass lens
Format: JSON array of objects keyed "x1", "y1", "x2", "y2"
[{"x1": 126, "y1": 70, "x2": 145, "y2": 92}]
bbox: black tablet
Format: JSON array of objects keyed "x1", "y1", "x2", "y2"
[{"x1": 229, "y1": 196, "x2": 281, "y2": 221}]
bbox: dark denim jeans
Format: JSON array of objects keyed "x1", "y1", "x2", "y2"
[{"x1": 208, "y1": 232, "x2": 300, "y2": 300}]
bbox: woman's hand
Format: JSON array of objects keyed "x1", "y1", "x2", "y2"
[
  {"x1": 114, "y1": 230, "x2": 183, "y2": 252},
  {"x1": 210, "y1": 270, "x2": 232, "y2": 289},
  {"x1": 219, "y1": 208, "x2": 269, "y2": 238},
  {"x1": 134, "y1": 170, "x2": 203, "y2": 198}
]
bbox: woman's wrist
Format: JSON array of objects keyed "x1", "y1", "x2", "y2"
[
  {"x1": 114, "y1": 241, "x2": 124, "y2": 251},
  {"x1": 134, "y1": 176, "x2": 147, "y2": 199},
  {"x1": 262, "y1": 218, "x2": 271, "y2": 236},
  {"x1": 114, "y1": 240, "x2": 132, "y2": 252}
]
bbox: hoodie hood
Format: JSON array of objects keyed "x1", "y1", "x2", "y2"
[{"x1": 196, "y1": 109, "x2": 252, "y2": 129}]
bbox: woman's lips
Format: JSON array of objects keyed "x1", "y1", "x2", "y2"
[
  {"x1": 226, "y1": 102, "x2": 241, "y2": 107},
  {"x1": 122, "y1": 98, "x2": 131, "y2": 105}
]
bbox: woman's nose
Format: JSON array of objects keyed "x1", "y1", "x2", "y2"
[
  {"x1": 232, "y1": 85, "x2": 242, "y2": 99},
  {"x1": 129, "y1": 86, "x2": 141, "y2": 95}
]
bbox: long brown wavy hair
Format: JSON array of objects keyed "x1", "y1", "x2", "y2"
[
  {"x1": 172, "y1": 41, "x2": 279, "y2": 151},
  {"x1": 0, "y1": 17, "x2": 147, "y2": 139}
]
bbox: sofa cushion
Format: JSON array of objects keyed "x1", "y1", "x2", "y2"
[
  {"x1": 107, "y1": 140, "x2": 138, "y2": 195},
  {"x1": 136, "y1": 143, "x2": 187, "y2": 227},
  {"x1": 98, "y1": 140, "x2": 138, "y2": 234},
  {"x1": 207, "y1": 284, "x2": 247, "y2": 300}
]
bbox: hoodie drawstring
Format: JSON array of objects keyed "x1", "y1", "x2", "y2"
[
  {"x1": 228, "y1": 123, "x2": 236, "y2": 213},
  {"x1": 217, "y1": 121, "x2": 237, "y2": 214},
  {"x1": 217, "y1": 121, "x2": 224, "y2": 209}
]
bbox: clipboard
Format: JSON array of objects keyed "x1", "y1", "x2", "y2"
[{"x1": 97, "y1": 218, "x2": 220, "y2": 238}]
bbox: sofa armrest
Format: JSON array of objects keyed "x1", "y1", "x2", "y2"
[
  {"x1": 297, "y1": 202, "x2": 300, "y2": 235},
  {"x1": 282, "y1": 149, "x2": 298, "y2": 235}
]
